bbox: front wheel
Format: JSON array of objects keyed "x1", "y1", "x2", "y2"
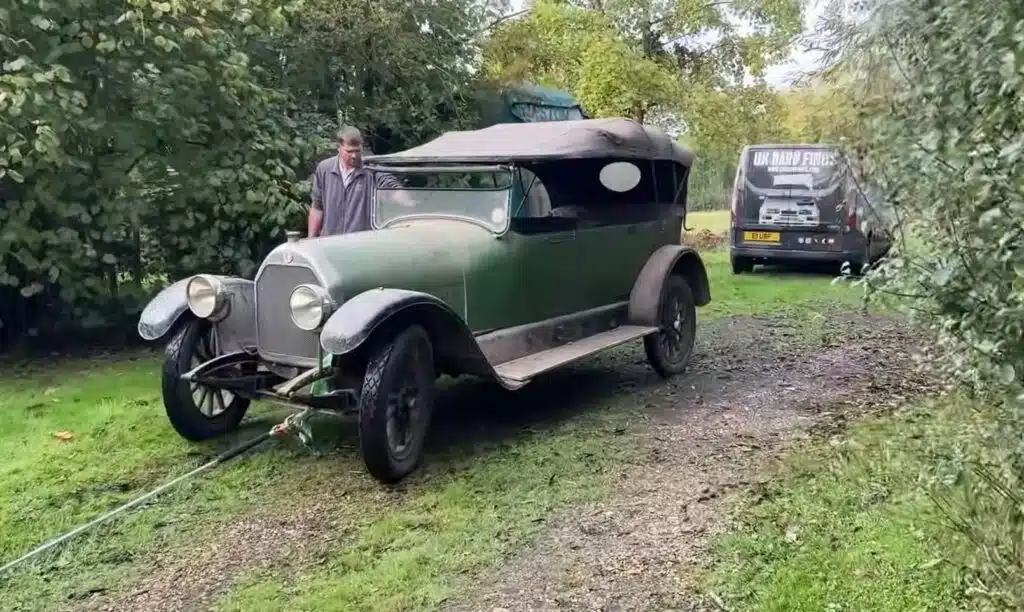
[
  {"x1": 357, "y1": 324, "x2": 437, "y2": 484},
  {"x1": 161, "y1": 318, "x2": 251, "y2": 441},
  {"x1": 644, "y1": 275, "x2": 697, "y2": 378}
]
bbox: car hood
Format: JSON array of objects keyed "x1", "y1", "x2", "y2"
[{"x1": 262, "y1": 218, "x2": 497, "y2": 315}]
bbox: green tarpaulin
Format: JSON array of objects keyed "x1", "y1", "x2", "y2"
[{"x1": 479, "y1": 83, "x2": 588, "y2": 125}]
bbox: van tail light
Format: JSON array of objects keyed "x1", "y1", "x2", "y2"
[
  {"x1": 730, "y1": 187, "x2": 739, "y2": 226},
  {"x1": 846, "y1": 209, "x2": 858, "y2": 231}
]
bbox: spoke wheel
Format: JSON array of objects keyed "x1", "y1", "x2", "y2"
[
  {"x1": 162, "y1": 319, "x2": 251, "y2": 441},
  {"x1": 188, "y1": 326, "x2": 237, "y2": 418},
  {"x1": 644, "y1": 275, "x2": 697, "y2": 379},
  {"x1": 358, "y1": 325, "x2": 436, "y2": 484}
]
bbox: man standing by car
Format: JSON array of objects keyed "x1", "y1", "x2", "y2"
[{"x1": 308, "y1": 126, "x2": 404, "y2": 237}]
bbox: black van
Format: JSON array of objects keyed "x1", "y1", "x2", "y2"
[{"x1": 728, "y1": 143, "x2": 892, "y2": 274}]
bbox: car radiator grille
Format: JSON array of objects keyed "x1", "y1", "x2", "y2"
[{"x1": 256, "y1": 264, "x2": 321, "y2": 365}]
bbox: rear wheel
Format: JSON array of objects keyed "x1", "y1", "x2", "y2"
[
  {"x1": 731, "y1": 254, "x2": 754, "y2": 274},
  {"x1": 357, "y1": 325, "x2": 436, "y2": 484},
  {"x1": 162, "y1": 319, "x2": 251, "y2": 441},
  {"x1": 644, "y1": 275, "x2": 697, "y2": 378},
  {"x1": 849, "y1": 234, "x2": 872, "y2": 276}
]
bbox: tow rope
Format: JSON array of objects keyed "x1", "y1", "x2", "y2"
[{"x1": 0, "y1": 421, "x2": 296, "y2": 577}]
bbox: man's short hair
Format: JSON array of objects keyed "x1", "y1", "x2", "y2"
[{"x1": 336, "y1": 126, "x2": 362, "y2": 146}]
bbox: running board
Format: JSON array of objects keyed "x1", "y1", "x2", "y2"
[{"x1": 493, "y1": 325, "x2": 659, "y2": 383}]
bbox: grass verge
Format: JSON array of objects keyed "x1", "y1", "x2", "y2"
[{"x1": 701, "y1": 396, "x2": 977, "y2": 611}]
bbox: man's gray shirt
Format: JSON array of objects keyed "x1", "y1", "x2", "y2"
[{"x1": 311, "y1": 156, "x2": 402, "y2": 236}]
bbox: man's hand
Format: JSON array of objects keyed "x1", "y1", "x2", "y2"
[{"x1": 377, "y1": 172, "x2": 417, "y2": 207}]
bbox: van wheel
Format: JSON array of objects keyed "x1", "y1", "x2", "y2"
[
  {"x1": 851, "y1": 236, "x2": 872, "y2": 276},
  {"x1": 731, "y1": 255, "x2": 754, "y2": 274},
  {"x1": 357, "y1": 325, "x2": 436, "y2": 484}
]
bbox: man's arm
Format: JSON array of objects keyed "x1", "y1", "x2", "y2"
[
  {"x1": 308, "y1": 167, "x2": 324, "y2": 237},
  {"x1": 308, "y1": 206, "x2": 323, "y2": 237}
]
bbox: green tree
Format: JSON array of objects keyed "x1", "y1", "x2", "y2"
[
  {"x1": 832, "y1": 0, "x2": 1024, "y2": 607},
  {"x1": 258, "y1": 0, "x2": 492, "y2": 155},
  {"x1": 0, "y1": 0, "x2": 318, "y2": 334},
  {"x1": 481, "y1": 1, "x2": 680, "y2": 120}
]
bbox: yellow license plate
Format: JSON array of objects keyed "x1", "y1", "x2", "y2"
[{"x1": 743, "y1": 231, "x2": 780, "y2": 243}]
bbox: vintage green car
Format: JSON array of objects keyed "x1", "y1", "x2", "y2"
[{"x1": 137, "y1": 118, "x2": 711, "y2": 484}]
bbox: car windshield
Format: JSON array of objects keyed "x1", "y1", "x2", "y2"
[{"x1": 374, "y1": 169, "x2": 513, "y2": 231}]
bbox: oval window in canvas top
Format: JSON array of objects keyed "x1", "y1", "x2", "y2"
[{"x1": 599, "y1": 161, "x2": 642, "y2": 193}]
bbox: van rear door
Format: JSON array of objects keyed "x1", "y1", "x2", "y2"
[{"x1": 733, "y1": 145, "x2": 847, "y2": 251}]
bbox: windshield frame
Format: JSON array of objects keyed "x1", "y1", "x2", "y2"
[{"x1": 367, "y1": 164, "x2": 514, "y2": 234}]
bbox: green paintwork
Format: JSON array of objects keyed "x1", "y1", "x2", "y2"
[{"x1": 274, "y1": 213, "x2": 678, "y2": 337}]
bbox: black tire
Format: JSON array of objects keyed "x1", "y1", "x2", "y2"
[
  {"x1": 849, "y1": 235, "x2": 872, "y2": 276},
  {"x1": 357, "y1": 324, "x2": 437, "y2": 484},
  {"x1": 644, "y1": 275, "x2": 697, "y2": 378},
  {"x1": 161, "y1": 318, "x2": 251, "y2": 441},
  {"x1": 731, "y1": 255, "x2": 754, "y2": 274}
]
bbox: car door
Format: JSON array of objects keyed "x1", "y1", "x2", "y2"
[
  {"x1": 463, "y1": 171, "x2": 582, "y2": 331},
  {"x1": 517, "y1": 227, "x2": 585, "y2": 322},
  {"x1": 572, "y1": 220, "x2": 662, "y2": 311}
]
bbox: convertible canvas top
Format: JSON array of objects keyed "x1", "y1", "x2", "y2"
[{"x1": 365, "y1": 118, "x2": 695, "y2": 167}]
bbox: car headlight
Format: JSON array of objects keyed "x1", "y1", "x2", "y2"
[
  {"x1": 289, "y1": 284, "x2": 333, "y2": 331},
  {"x1": 186, "y1": 275, "x2": 225, "y2": 319}
]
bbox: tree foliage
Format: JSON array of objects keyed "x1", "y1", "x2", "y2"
[
  {"x1": 0, "y1": 0, "x2": 499, "y2": 343},
  {"x1": 481, "y1": 1, "x2": 680, "y2": 120},
  {"x1": 483, "y1": 0, "x2": 804, "y2": 211},
  {"x1": 259, "y1": 0, "x2": 491, "y2": 155},
  {"x1": 0, "y1": 0, "x2": 321, "y2": 336},
  {"x1": 832, "y1": 0, "x2": 1024, "y2": 606}
]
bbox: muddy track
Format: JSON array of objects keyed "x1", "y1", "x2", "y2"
[
  {"x1": 443, "y1": 311, "x2": 937, "y2": 612},
  {"x1": 72, "y1": 309, "x2": 933, "y2": 612}
]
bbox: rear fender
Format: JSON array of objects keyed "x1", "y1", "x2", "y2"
[
  {"x1": 320, "y1": 288, "x2": 513, "y2": 385},
  {"x1": 628, "y1": 245, "x2": 711, "y2": 326}
]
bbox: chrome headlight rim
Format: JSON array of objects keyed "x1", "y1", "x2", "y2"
[
  {"x1": 185, "y1": 274, "x2": 227, "y2": 320},
  {"x1": 289, "y1": 283, "x2": 335, "y2": 332}
]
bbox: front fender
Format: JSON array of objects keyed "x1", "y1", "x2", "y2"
[
  {"x1": 137, "y1": 275, "x2": 256, "y2": 344},
  {"x1": 320, "y1": 288, "x2": 524, "y2": 388},
  {"x1": 628, "y1": 245, "x2": 711, "y2": 327},
  {"x1": 138, "y1": 278, "x2": 192, "y2": 341},
  {"x1": 320, "y1": 288, "x2": 464, "y2": 356}
]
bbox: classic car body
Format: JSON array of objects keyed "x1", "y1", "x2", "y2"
[
  {"x1": 138, "y1": 118, "x2": 711, "y2": 484},
  {"x1": 728, "y1": 143, "x2": 893, "y2": 274}
]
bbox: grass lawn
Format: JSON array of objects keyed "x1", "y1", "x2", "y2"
[
  {"x1": 687, "y1": 209, "x2": 730, "y2": 234},
  {"x1": 0, "y1": 246, "x2": 860, "y2": 611},
  {"x1": 702, "y1": 396, "x2": 974, "y2": 611}
]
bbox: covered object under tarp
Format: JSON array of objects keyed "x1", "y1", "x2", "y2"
[{"x1": 477, "y1": 83, "x2": 588, "y2": 125}]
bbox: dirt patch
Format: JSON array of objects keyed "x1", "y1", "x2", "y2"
[
  {"x1": 442, "y1": 311, "x2": 939, "y2": 612},
  {"x1": 69, "y1": 310, "x2": 934, "y2": 612}
]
